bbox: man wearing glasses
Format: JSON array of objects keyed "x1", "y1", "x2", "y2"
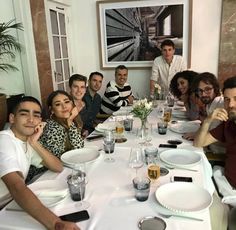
[{"x1": 192, "y1": 72, "x2": 224, "y2": 128}]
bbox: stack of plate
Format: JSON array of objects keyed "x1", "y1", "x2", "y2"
[
  {"x1": 95, "y1": 122, "x2": 116, "y2": 133},
  {"x1": 159, "y1": 149, "x2": 202, "y2": 168},
  {"x1": 155, "y1": 182, "x2": 212, "y2": 213},
  {"x1": 172, "y1": 110, "x2": 187, "y2": 119},
  {"x1": 169, "y1": 121, "x2": 201, "y2": 134},
  {"x1": 61, "y1": 148, "x2": 101, "y2": 168}
]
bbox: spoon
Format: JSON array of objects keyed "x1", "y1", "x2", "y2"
[{"x1": 159, "y1": 213, "x2": 203, "y2": 222}]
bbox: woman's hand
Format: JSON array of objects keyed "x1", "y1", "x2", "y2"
[{"x1": 67, "y1": 107, "x2": 79, "y2": 126}]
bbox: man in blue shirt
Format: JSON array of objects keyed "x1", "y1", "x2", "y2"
[{"x1": 81, "y1": 72, "x2": 103, "y2": 134}]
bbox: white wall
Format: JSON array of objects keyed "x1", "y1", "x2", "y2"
[
  {"x1": 0, "y1": 0, "x2": 223, "y2": 98},
  {"x1": 71, "y1": 0, "x2": 223, "y2": 97}
]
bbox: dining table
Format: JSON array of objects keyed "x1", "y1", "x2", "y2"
[{"x1": 0, "y1": 103, "x2": 215, "y2": 230}]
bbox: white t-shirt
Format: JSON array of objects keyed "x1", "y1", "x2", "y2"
[
  {"x1": 0, "y1": 129, "x2": 43, "y2": 207},
  {"x1": 151, "y1": 55, "x2": 186, "y2": 93}
]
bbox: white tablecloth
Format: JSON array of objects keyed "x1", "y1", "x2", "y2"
[{"x1": 0, "y1": 108, "x2": 214, "y2": 230}]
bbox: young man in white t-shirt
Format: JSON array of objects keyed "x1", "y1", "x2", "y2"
[{"x1": 0, "y1": 96, "x2": 80, "y2": 230}]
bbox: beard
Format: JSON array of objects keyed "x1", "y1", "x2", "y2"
[
  {"x1": 200, "y1": 96, "x2": 212, "y2": 105},
  {"x1": 228, "y1": 110, "x2": 236, "y2": 121}
]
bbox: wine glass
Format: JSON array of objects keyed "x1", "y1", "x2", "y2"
[
  {"x1": 128, "y1": 148, "x2": 144, "y2": 177},
  {"x1": 103, "y1": 130, "x2": 115, "y2": 163},
  {"x1": 68, "y1": 163, "x2": 90, "y2": 210}
]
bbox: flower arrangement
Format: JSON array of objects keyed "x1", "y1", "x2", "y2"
[
  {"x1": 131, "y1": 99, "x2": 153, "y2": 120},
  {"x1": 154, "y1": 83, "x2": 162, "y2": 98}
]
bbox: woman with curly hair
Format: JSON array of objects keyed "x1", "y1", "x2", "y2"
[{"x1": 170, "y1": 70, "x2": 205, "y2": 120}]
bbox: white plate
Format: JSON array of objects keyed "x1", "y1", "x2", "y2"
[
  {"x1": 6, "y1": 180, "x2": 68, "y2": 210},
  {"x1": 112, "y1": 106, "x2": 133, "y2": 116},
  {"x1": 169, "y1": 121, "x2": 200, "y2": 134},
  {"x1": 95, "y1": 122, "x2": 116, "y2": 133},
  {"x1": 61, "y1": 148, "x2": 101, "y2": 166},
  {"x1": 160, "y1": 149, "x2": 201, "y2": 167},
  {"x1": 155, "y1": 182, "x2": 212, "y2": 213}
]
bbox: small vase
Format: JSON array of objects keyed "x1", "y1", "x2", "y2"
[{"x1": 139, "y1": 118, "x2": 147, "y2": 144}]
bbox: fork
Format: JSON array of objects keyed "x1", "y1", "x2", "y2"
[{"x1": 159, "y1": 213, "x2": 203, "y2": 221}]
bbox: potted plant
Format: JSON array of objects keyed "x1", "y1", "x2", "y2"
[{"x1": 0, "y1": 19, "x2": 23, "y2": 130}]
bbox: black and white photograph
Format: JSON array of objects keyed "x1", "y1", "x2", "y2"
[{"x1": 97, "y1": 0, "x2": 192, "y2": 68}]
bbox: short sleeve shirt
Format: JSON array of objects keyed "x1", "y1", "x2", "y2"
[
  {"x1": 0, "y1": 130, "x2": 42, "y2": 207},
  {"x1": 210, "y1": 121, "x2": 236, "y2": 188}
]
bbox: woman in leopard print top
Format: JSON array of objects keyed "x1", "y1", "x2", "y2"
[{"x1": 27, "y1": 90, "x2": 84, "y2": 182}]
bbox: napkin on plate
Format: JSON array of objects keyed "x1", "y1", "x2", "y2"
[
  {"x1": 96, "y1": 122, "x2": 116, "y2": 131},
  {"x1": 34, "y1": 188, "x2": 68, "y2": 198},
  {"x1": 213, "y1": 166, "x2": 236, "y2": 206}
]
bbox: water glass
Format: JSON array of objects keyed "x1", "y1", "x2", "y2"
[
  {"x1": 144, "y1": 147, "x2": 158, "y2": 165},
  {"x1": 67, "y1": 163, "x2": 89, "y2": 209},
  {"x1": 157, "y1": 121, "x2": 168, "y2": 135},
  {"x1": 133, "y1": 177, "x2": 151, "y2": 202},
  {"x1": 166, "y1": 93, "x2": 175, "y2": 107},
  {"x1": 124, "y1": 118, "x2": 133, "y2": 131}
]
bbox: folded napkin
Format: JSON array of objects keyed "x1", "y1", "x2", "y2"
[
  {"x1": 213, "y1": 166, "x2": 236, "y2": 206},
  {"x1": 96, "y1": 122, "x2": 116, "y2": 131},
  {"x1": 34, "y1": 188, "x2": 68, "y2": 198}
]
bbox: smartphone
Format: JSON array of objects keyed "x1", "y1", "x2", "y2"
[
  {"x1": 86, "y1": 134, "x2": 103, "y2": 141},
  {"x1": 60, "y1": 210, "x2": 90, "y2": 222},
  {"x1": 173, "y1": 176, "x2": 193, "y2": 182},
  {"x1": 167, "y1": 139, "x2": 182, "y2": 145},
  {"x1": 159, "y1": 144, "x2": 177, "y2": 148}
]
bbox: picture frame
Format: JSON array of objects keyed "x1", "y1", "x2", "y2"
[{"x1": 97, "y1": 0, "x2": 192, "y2": 68}]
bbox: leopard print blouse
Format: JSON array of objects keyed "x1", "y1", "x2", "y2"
[{"x1": 39, "y1": 119, "x2": 84, "y2": 158}]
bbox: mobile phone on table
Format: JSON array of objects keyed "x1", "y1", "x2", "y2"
[
  {"x1": 159, "y1": 144, "x2": 177, "y2": 148},
  {"x1": 173, "y1": 176, "x2": 193, "y2": 182},
  {"x1": 60, "y1": 210, "x2": 90, "y2": 222}
]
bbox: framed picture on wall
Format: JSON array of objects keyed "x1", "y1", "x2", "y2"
[{"x1": 97, "y1": 0, "x2": 192, "y2": 68}]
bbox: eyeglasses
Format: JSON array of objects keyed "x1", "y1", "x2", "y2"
[{"x1": 195, "y1": 87, "x2": 213, "y2": 95}]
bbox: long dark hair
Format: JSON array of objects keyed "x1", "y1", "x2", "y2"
[{"x1": 170, "y1": 70, "x2": 199, "y2": 98}]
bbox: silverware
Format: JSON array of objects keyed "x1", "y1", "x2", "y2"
[
  {"x1": 161, "y1": 162, "x2": 198, "y2": 172},
  {"x1": 159, "y1": 213, "x2": 203, "y2": 222}
]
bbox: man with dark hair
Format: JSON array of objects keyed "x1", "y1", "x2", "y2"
[
  {"x1": 100, "y1": 65, "x2": 133, "y2": 115},
  {"x1": 0, "y1": 96, "x2": 80, "y2": 230},
  {"x1": 81, "y1": 71, "x2": 104, "y2": 133},
  {"x1": 192, "y1": 72, "x2": 224, "y2": 127},
  {"x1": 150, "y1": 39, "x2": 186, "y2": 97},
  {"x1": 194, "y1": 76, "x2": 236, "y2": 188}
]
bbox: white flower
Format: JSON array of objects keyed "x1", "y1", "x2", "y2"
[
  {"x1": 154, "y1": 83, "x2": 161, "y2": 94},
  {"x1": 131, "y1": 98, "x2": 153, "y2": 120}
]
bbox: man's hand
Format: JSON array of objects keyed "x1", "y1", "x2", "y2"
[
  {"x1": 127, "y1": 95, "x2": 134, "y2": 105},
  {"x1": 28, "y1": 122, "x2": 46, "y2": 144},
  {"x1": 55, "y1": 221, "x2": 80, "y2": 230},
  {"x1": 207, "y1": 108, "x2": 228, "y2": 123}
]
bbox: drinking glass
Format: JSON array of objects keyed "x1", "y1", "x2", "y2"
[
  {"x1": 163, "y1": 107, "x2": 172, "y2": 123},
  {"x1": 67, "y1": 163, "x2": 90, "y2": 210},
  {"x1": 115, "y1": 119, "x2": 124, "y2": 140},
  {"x1": 103, "y1": 130, "x2": 115, "y2": 163},
  {"x1": 147, "y1": 156, "x2": 160, "y2": 183},
  {"x1": 128, "y1": 148, "x2": 144, "y2": 177}
]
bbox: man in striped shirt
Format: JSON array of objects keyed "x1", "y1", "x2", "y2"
[{"x1": 100, "y1": 65, "x2": 133, "y2": 115}]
